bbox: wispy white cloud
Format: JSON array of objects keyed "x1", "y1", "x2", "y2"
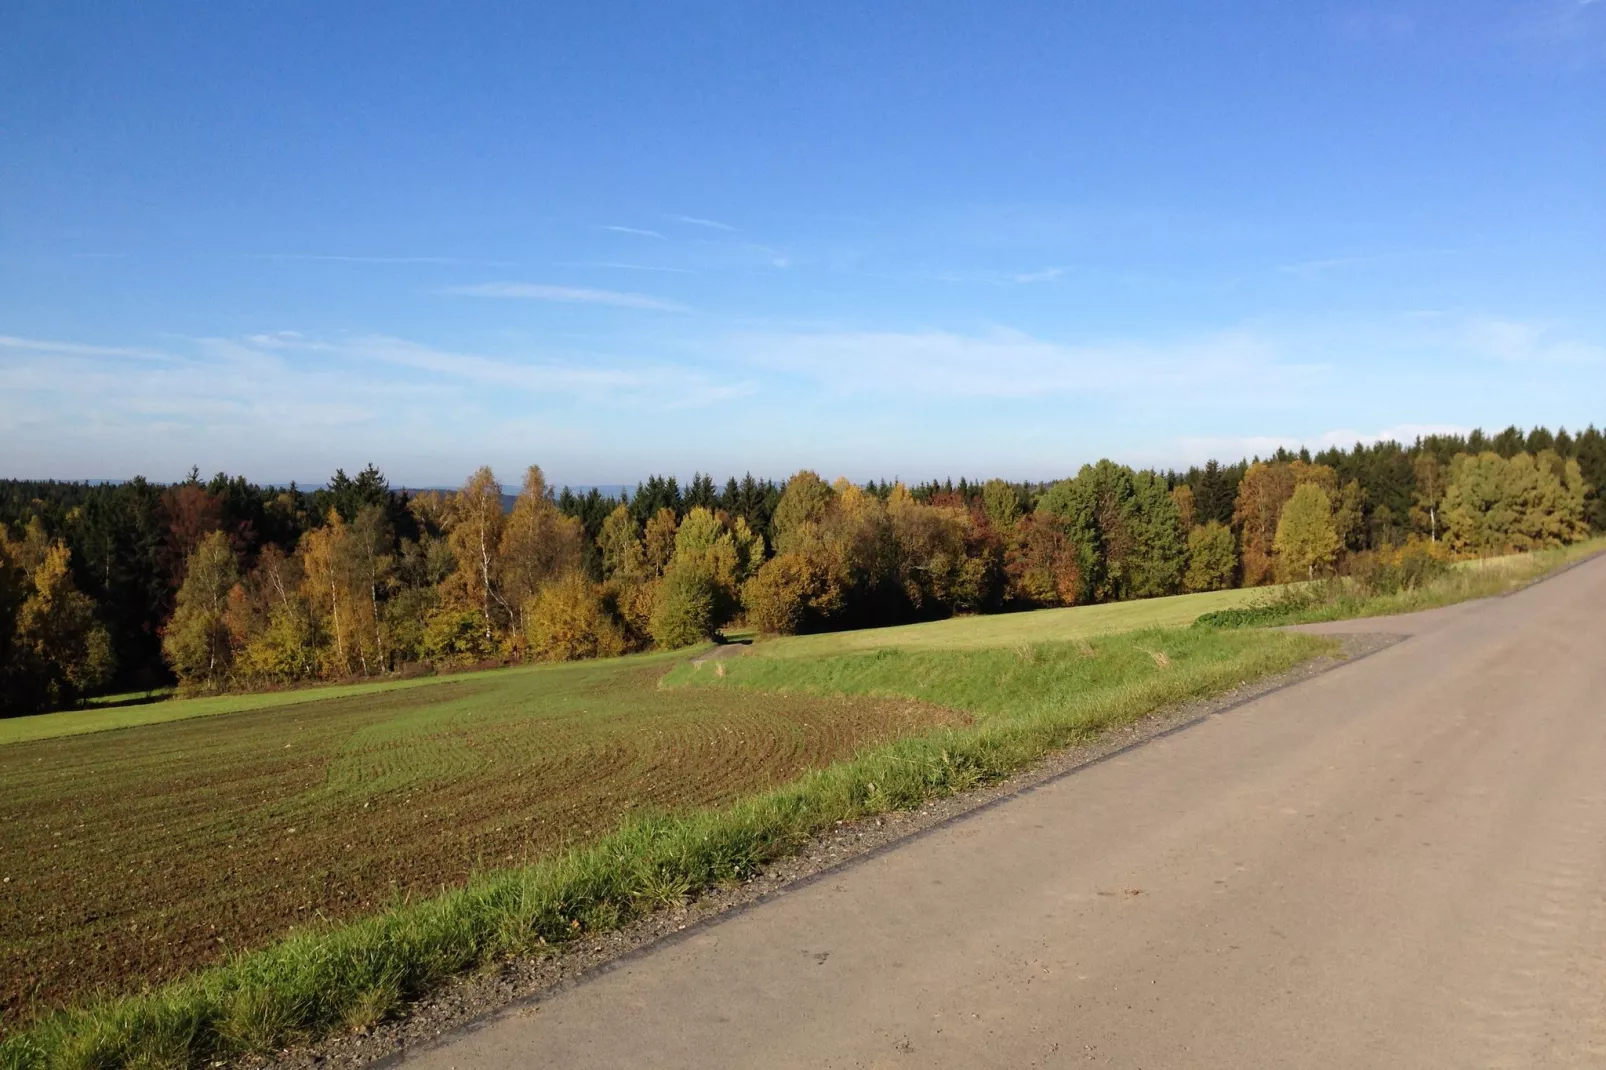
[
  {"x1": 1278, "y1": 254, "x2": 1390, "y2": 278},
  {"x1": 244, "y1": 253, "x2": 512, "y2": 265},
  {"x1": 0, "y1": 334, "x2": 176, "y2": 361},
  {"x1": 668, "y1": 214, "x2": 735, "y2": 231},
  {"x1": 0, "y1": 331, "x2": 754, "y2": 480},
  {"x1": 1010, "y1": 267, "x2": 1064, "y2": 284},
  {"x1": 558, "y1": 261, "x2": 698, "y2": 274},
  {"x1": 1177, "y1": 424, "x2": 1471, "y2": 465},
  {"x1": 600, "y1": 225, "x2": 666, "y2": 239},
  {"x1": 1461, "y1": 317, "x2": 1606, "y2": 365},
  {"x1": 728, "y1": 325, "x2": 1324, "y2": 403},
  {"x1": 444, "y1": 282, "x2": 689, "y2": 312}
]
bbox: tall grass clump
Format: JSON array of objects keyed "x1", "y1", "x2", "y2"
[{"x1": 0, "y1": 628, "x2": 1325, "y2": 1069}]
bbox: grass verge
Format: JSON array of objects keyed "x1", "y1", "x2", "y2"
[
  {"x1": 0, "y1": 627, "x2": 1328, "y2": 1069},
  {"x1": 1194, "y1": 539, "x2": 1605, "y2": 630}
]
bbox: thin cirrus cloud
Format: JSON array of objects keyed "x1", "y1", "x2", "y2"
[
  {"x1": 245, "y1": 253, "x2": 513, "y2": 265},
  {"x1": 0, "y1": 330, "x2": 757, "y2": 478},
  {"x1": 558, "y1": 261, "x2": 698, "y2": 274},
  {"x1": 600, "y1": 225, "x2": 666, "y2": 239},
  {"x1": 1176, "y1": 425, "x2": 1471, "y2": 465},
  {"x1": 727, "y1": 325, "x2": 1326, "y2": 404},
  {"x1": 667, "y1": 214, "x2": 735, "y2": 231},
  {"x1": 1461, "y1": 316, "x2": 1606, "y2": 365},
  {"x1": 444, "y1": 282, "x2": 689, "y2": 312}
]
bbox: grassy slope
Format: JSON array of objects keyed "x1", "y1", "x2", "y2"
[
  {"x1": 0, "y1": 627, "x2": 1327, "y2": 1068},
  {"x1": 752, "y1": 585, "x2": 1267, "y2": 658}
]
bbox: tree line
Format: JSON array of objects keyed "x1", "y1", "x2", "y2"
[{"x1": 1, "y1": 424, "x2": 1600, "y2": 714}]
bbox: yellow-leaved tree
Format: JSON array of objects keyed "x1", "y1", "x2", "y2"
[
  {"x1": 499, "y1": 465, "x2": 584, "y2": 648},
  {"x1": 1273, "y1": 483, "x2": 1340, "y2": 581}
]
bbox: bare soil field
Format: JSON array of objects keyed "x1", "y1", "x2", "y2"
[{"x1": 0, "y1": 658, "x2": 959, "y2": 1025}]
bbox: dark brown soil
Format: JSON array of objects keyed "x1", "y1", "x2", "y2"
[{"x1": 0, "y1": 663, "x2": 963, "y2": 1028}]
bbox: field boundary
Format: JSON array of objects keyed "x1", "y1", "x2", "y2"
[{"x1": 317, "y1": 632, "x2": 1401, "y2": 1070}]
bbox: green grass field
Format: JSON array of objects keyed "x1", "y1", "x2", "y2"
[{"x1": 750, "y1": 584, "x2": 1267, "y2": 657}]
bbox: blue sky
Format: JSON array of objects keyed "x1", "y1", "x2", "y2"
[{"x1": 1, "y1": 1, "x2": 1602, "y2": 487}]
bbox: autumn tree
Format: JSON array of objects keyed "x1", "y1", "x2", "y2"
[
  {"x1": 649, "y1": 560, "x2": 718, "y2": 648},
  {"x1": 771, "y1": 470, "x2": 836, "y2": 554},
  {"x1": 442, "y1": 467, "x2": 508, "y2": 641},
  {"x1": 299, "y1": 511, "x2": 383, "y2": 677},
  {"x1": 1410, "y1": 455, "x2": 1448, "y2": 543},
  {"x1": 597, "y1": 504, "x2": 646, "y2": 580},
  {"x1": 1233, "y1": 461, "x2": 1337, "y2": 586},
  {"x1": 1184, "y1": 521, "x2": 1237, "y2": 592},
  {"x1": 741, "y1": 552, "x2": 842, "y2": 634},
  {"x1": 1170, "y1": 484, "x2": 1196, "y2": 534},
  {"x1": 500, "y1": 465, "x2": 584, "y2": 645},
  {"x1": 886, "y1": 484, "x2": 983, "y2": 615},
  {"x1": 1004, "y1": 511, "x2": 1082, "y2": 606},
  {"x1": 1037, "y1": 461, "x2": 1183, "y2": 602},
  {"x1": 526, "y1": 572, "x2": 628, "y2": 661},
  {"x1": 16, "y1": 543, "x2": 115, "y2": 706},
  {"x1": 1274, "y1": 484, "x2": 1341, "y2": 581},
  {"x1": 1442, "y1": 451, "x2": 1589, "y2": 555},
  {"x1": 162, "y1": 531, "x2": 240, "y2": 689},
  {"x1": 160, "y1": 481, "x2": 224, "y2": 588},
  {"x1": 643, "y1": 507, "x2": 680, "y2": 576},
  {"x1": 981, "y1": 478, "x2": 1023, "y2": 534},
  {"x1": 233, "y1": 544, "x2": 318, "y2": 683}
]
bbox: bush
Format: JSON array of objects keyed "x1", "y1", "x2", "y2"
[
  {"x1": 1346, "y1": 540, "x2": 1451, "y2": 597},
  {"x1": 649, "y1": 564, "x2": 718, "y2": 649},
  {"x1": 420, "y1": 608, "x2": 498, "y2": 664},
  {"x1": 1193, "y1": 582, "x2": 1330, "y2": 629},
  {"x1": 525, "y1": 574, "x2": 628, "y2": 662}
]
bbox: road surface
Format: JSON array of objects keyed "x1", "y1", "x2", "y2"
[{"x1": 399, "y1": 556, "x2": 1606, "y2": 1068}]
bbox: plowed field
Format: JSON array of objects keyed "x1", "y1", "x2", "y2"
[{"x1": 0, "y1": 655, "x2": 963, "y2": 1025}]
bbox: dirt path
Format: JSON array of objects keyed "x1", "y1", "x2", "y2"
[{"x1": 393, "y1": 555, "x2": 1606, "y2": 1068}]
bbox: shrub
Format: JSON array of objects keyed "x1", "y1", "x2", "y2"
[
  {"x1": 525, "y1": 573, "x2": 628, "y2": 662},
  {"x1": 649, "y1": 564, "x2": 717, "y2": 649},
  {"x1": 1193, "y1": 582, "x2": 1329, "y2": 629},
  {"x1": 420, "y1": 608, "x2": 498, "y2": 664},
  {"x1": 1346, "y1": 539, "x2": 1451, "y2": 597}
]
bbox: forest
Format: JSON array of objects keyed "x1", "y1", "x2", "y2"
[{"x1": 0, "y1": 423, "x2": 1599, "y2": 716}]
